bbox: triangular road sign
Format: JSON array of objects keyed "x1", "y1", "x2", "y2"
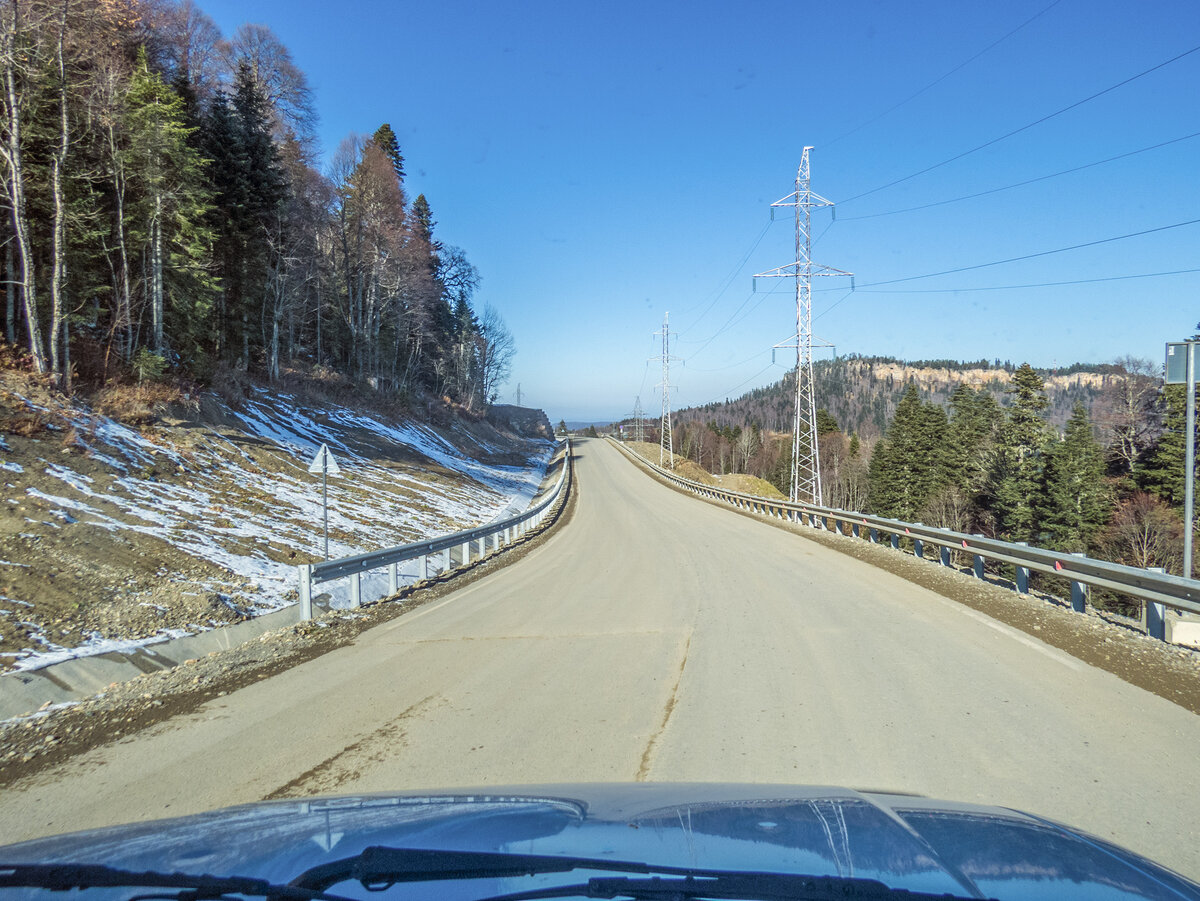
[{"x1": 307, "y1": 443, "x2": 341, "y2": 476}]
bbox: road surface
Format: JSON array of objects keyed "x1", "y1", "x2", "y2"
[{"x1": 2, "y1": 438, "x2": 1198, "y2": 877}]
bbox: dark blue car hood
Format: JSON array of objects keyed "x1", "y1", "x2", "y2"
[{"x1": 1, "y1": 784, "x2": 1197, "y2": 901}]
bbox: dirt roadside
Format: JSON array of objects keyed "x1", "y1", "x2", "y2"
[{"x1": 0, "y1": 447, "x2": 576, "y2": 788}]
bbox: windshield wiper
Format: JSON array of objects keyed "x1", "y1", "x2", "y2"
[
  {"x1": 0, "y1": 862, "x2": 353, "y2": 901},
  {"x1": 484, "y1": 872, "x2": 986, "y2": 901},
  {"x1": 288, "y1": 847, "x2": 986, "y2": 901}
]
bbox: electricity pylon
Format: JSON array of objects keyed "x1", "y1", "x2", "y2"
[
  {"x1": 652, "y1": 313, "x2": 680, "y2": 468},
  {"x1": 754, "y1": 148, "x2": 852, "y2": 505},
  {"x1": 631, "y1": 396, "x2": 645, "y2": 443}
]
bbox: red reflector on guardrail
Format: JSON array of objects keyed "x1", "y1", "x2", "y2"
[{"x1": 1055, "y1": 560, "x2": 1063, "y2": 571}]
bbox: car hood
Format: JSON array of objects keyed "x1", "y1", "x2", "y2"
[{"x1": 1, "y1": 783, "x2": 1197, "y2": 900}]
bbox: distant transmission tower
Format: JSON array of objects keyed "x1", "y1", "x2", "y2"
[
  {"x1": 514, "y1": 383, "x2": 523, "y2": 406},
  {"x1": 632, "y1": 395, "x2": 645, "y2": 443},
  {"x1": 653, "y1": 313, "x2": 679, "y2": 468},
  {"x1": 754, "y1": 148, "x2": 852, "y2": 505}
]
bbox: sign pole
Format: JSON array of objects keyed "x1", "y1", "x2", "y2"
[
  {"x1": 308, "y1": 443, "x2": 340, "y2": 562},
  {"x1": 1186, "y1": 341, "x2": 1195, "y2": 580}
]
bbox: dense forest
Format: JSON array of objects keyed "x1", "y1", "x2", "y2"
[
  {"x1": 624, "y1": 355, "x2": 1197, "y2": 576},
  {"x1": 0, "y1": 0, "x2": 511, "y2": 408}
]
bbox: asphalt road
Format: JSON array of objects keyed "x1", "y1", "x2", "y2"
[{"x1": 3, "y1": 437, "x2": 1199, "y2": 877}]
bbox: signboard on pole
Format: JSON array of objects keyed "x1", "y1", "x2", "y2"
[
  {"x1": 307, "y1": 444, "x2": 341, "y2": 560},
  {"x1": 307, "y1": 444, "x2": 341, "y2": 476}
]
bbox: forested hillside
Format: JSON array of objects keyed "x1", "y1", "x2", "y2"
[
  {"x1": 624, "y1": 354, "x2": 1196, "y2": 577},
  {"x1": 683, "y1": 355, "x2": 1117, "y2": 440},
  {"x1": 0, "y1": 0, "x2": 510, "y2": 409}
]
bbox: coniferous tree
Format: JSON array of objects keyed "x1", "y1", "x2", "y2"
[
  {"x1": 868, "y1": 384, "x2": 949, "y2": 520},
  {"x1": 372, "y1": 123, "x2": 405, "y2": 184},
  {"x1": 991, "y1": 364, "x2": 1051, "y2": 541},
  {"x1": 205, "y1": 63, "x2": 285, "y2": 364},
  {"x1": 1138, "y1": 384, "x2": 1200, "y2": 509},
  {"x1": 1039, "y1": 403, "x2": 1111, "y2": 552},
  {"x1": 123, "y1": 48, "x2": 215, "y2": 357}
]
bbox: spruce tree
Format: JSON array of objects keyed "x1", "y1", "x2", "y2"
[
  {"x1": 124, "y1": 49, "x2": 216, "y2": 358},
  {"x1": 1039, "y1": 403, "x2": 1111, "y2": 552},
  {"x1": 815, "y1": 408, "x2": 840, "y2": 435},
  {"x1": 945, "y1": 385, "x2": 1002, "y2": 528},
  {"x1": 372, "y1": 123, "x2": 406, "y2": 184},
  {"x1": 991, "y1": 364, "x2": 1051, "y2": 541},
  {"x1": 204, "y1": 64, "x2": 286, "y2": 363},
  {"x1": 1138, "y1": 384, "x2": 1200, "y2": 508},
  {"x1": 868, "y1": 384, "x2": 949, "y2": 521}
]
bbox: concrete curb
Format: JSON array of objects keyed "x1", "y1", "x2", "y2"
[{"x1": 0, "y1": 605, "x2": 301, "y2": 721}]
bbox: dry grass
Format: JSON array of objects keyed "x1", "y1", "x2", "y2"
[
  {"x1": 714, "y1": 473, "x2": 785, "y2": 498},
  {"x1": 4, "y1": 409, "x2": 46, "y2": 437},
  {"x1": 92, "y1": 381, "x2": 188, "y2": 425}
]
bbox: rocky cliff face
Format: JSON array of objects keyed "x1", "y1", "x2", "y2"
[
  {"x1": 867, "y1": 361, "x2": 1107, "y2": 392},
  {"x1": 487, "y1": 404, "x2": 555, "y2": 441},
  {"x1": 680, "y1": 356, "x2": 1120, "y2": 439}
]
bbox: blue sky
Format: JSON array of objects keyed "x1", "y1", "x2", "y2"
[{"x1": 199, "y1": 0, "x2": 1200, "y2": 422}]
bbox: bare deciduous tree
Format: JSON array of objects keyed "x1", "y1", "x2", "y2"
[
  {"x1": 220, "y1": 22, "x2": 315, "y2": 144},
  {"x1": 477, "y1": 304, "x2": 514, "y2": 406}
]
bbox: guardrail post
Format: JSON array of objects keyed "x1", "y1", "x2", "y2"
[
  {"x1": 869, "y1": 528, "x2": 878, "y2": 544},
  {"x1": 461, "y1": 540, "x2": 471, "y2": 566},
  {"x1": 1015, "y1": 542, "x2": 1030, "y2": 594},
  {"x1": 913, "y1": 537, "x2": 924, "y2": 559},
  {"x1": 389, "y1": 562, "x2": 399, "y2": 594},
  {"x1": 1146, "y1": 567, "x2": 1167, "y2": 641},
  {"x1": 973, "y1": 555, "x2": 985, "y2": 580},
  {"x1": 1070, "y1": 552, "x2": 1087, "y2": 612},
  {"x1": 890, "y1": 533, "x2": 900, "y2": 550},
  {"x1": 478, "y1": 536, "x2": 487, "y2": 558},
  {"x1": 852, "y1": 522, "x2": 860, "y2": 538},
  {"x1": 1137, "y1": 566, "x2": 1166, "y2": 638},
  {"x1": 350, "y1": 573, "x2": 361, "y2": 608},
  {"x1": 443, "y1": 546, "x2": 451, "y2": 570},
  {"x1": 298, "y1": 565, "x2": 312, "y2": 621}
]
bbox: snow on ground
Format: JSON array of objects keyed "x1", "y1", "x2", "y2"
[{"x1": 1, "y1": 387, "x2": 552, "y2": 672}]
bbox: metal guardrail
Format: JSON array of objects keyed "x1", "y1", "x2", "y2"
[
  {"x1": 296, "y1": 439, "x2": 572, "y2": 620},
  {"x1": 611, "y1": 438, "x2": 1200, "y2": 640}
]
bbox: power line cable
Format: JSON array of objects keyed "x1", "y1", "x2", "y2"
[
  {"x1": 840, "y1": 43, "x2": 1200, "y2": 205},
  {"x1": 812, "y1": 289, "x2": 857, "y2": 322},
  {"x1": 839, "y1": 217, "x2": 1200, "y2": 289},
  {"x1": 852, "y1": 267, "x2": 1200, "y2": 294},
  {"x1": 679, "y1": 288, "x2": 759, "y2": 358},
  {"x1": 713, "y1": 362, "x2": 781, "y2": 403},
  {"x1": 688, "y1": 349, "x2": 770, "y2": 373},
  {"x1": 841, "y1": 130, "x2": 1200, "y2": 221},
  {"x1": 676, "y1": 219, "x2": 773, "y2": 333},
  {"x1": 821, "y1": 0, "x2": 1063, "y2": 151}
]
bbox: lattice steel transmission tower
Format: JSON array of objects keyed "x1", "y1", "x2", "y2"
[
  {"x1": 653, "y1": 313, "x2": 679, "y2": 468},
  {"x1": 631, "y1": 396, "x2": 646, "y2": 443},
  {"x1": 754, "y1": 148, "x2": 852, "y2": 504}
]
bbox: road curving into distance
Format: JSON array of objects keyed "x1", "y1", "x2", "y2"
[{"x1": 2, "y1": 437, "x2": 1199, "y2": 877}]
